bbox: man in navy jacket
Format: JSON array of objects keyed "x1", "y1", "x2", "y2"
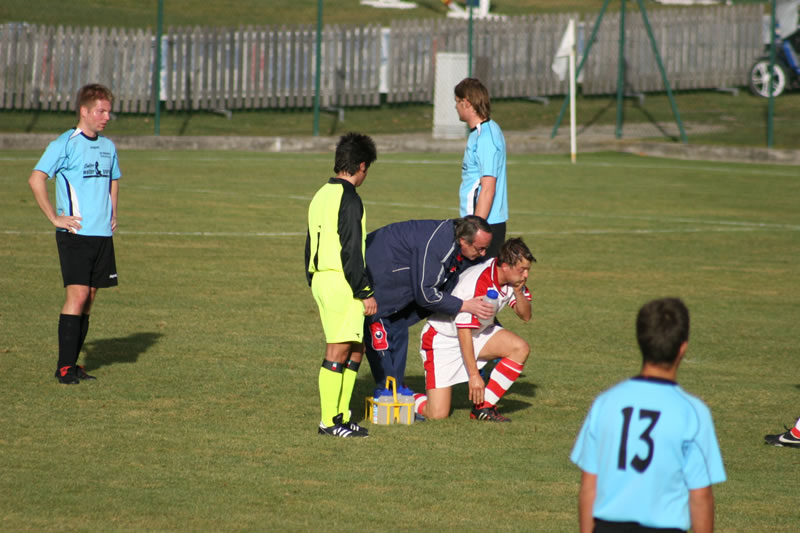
[{"x1": 364, "y1": 215, "x2": 494, "y2": 395}]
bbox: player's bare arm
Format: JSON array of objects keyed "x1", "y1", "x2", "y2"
[
  {"x1": 460, "y1": 296, "x2": 494, "y2": 320},
  {"x1": 512, "y1": 285, "x2": 532, "y2": 321},
  {"x1": 473, "y1": 176, "x2": 497, "y2": 219},
  {"x1": 110, "y1": 179, "x2": 119, "y2": 232},
  {"x1": 28, "y1": 170, "x2": 82, "y2": 233},
  {"x1": 578, "y1": 471, "x2": 597, "y2": 533},
  {"x1": 689, "y1": 486, "x2": 715, "y2": 533},
  {"x1": 458, "y1": 327, "x2": 484, "y2": 405}
]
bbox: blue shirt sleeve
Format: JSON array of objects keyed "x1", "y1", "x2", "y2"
[
  {"x1": 475, "y1": 128, "x2": 502, "y2": 179},
  {"x1": 34, "y1": 138, "x2": 68, "y2": 179},
  {"x1": 682, "y1": 401, "x2": 727, "y2": 489},
  {"x1": 571, "y1": 402, "x2": 599, "y2": 474},
  {"x1": 412, "y1": 222, "x2": 463, "y2": 316}
]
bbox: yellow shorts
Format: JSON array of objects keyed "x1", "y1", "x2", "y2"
[{"x1": 311, "y1": 271, "x2": 366, "y2": 344}]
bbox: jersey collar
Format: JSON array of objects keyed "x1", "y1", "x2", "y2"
[{"x1": 632, "y1": 375, "x2": 677, "y2": 386}]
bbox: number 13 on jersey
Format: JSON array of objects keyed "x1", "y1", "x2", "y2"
[{"x1": 618, "y1": 407, "x2": 661, "y2": 473}]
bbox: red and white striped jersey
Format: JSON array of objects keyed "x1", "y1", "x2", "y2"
[{"x1": 425, "y1": 258, "x2": 531, "y2": 337}]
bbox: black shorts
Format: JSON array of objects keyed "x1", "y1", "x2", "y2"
[
  {"x1": 594, "y1": 519, "x2": 685, "y2": 533},
  {"x1": 486, "y1": 222, "x2": 506, "y2": 258},
  {"x1": 56, "y1": 231, "x2": 118, "y2": 288}
]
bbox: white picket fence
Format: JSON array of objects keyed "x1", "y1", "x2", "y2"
[{"x1": 0, "y1": 5, "x2": 763, "y2": 113}]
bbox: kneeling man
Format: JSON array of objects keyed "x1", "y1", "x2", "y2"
[{"x1": 414, "y1": 238, "x2": 535, "y2": 422}]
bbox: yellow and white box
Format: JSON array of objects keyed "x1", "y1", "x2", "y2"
[{"x1": 365, "y1": 377, "x2": 415, "y2": 425}]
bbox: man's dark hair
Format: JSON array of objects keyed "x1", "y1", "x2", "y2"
[
  {"x1": 498, "y1": 238, "x2": 536, "y2": 267},
  {"x1": 636, "y1": 298, "x2": 690, "y2": 366},
  {"x1": 333, "y1": 132, "x2": 377, "y2": 176},
  {"x1": 454, "y1": 77, "x2": 490, "y2": 120},
  {"x1": 75, "y1": 83, "x2": 113, "y2": 117},
  {"x1": 453, "y1": 215, "x2": 491, "y2": 244}
]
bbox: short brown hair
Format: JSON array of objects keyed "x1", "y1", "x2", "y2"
[
  {"x1": 498, "y1": 238, "x2": 536, "y2": 267},
  {"x1": 454, "y1": 78, "x2": 490, "y2": 120},
  {"x1": 75, "y1": 83, "x2": 114, "y2": 117},
  {"x1": 636, "y1": 298, "x2": 690, "y2": 366}
]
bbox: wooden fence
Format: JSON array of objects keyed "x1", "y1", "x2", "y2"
[
  {"x1": 0, "y1": 5, "x2": 763, "y2": 113},
  {"x1": 0, "y1": 22, "x2": 381, "y2": 112},
  {"x1": 388, "y1": 5, "x2": 763, "y2": 101}
]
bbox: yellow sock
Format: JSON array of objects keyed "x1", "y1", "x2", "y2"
[
  {"x1": 319, "y1": 362, "x2": 344, "y2": 427},
  {"x1": 338, "y1": 367, "x2": 358, "y2": 423}
]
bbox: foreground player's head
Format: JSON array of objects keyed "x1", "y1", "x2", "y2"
[
  {"x1": 636, "y1": 297, "x2": 690, "y2": 367},
  {"x1": 76, "y1": 83, "x2": 114, "y2": 136},
  {"x1": 454, "y1": 215, "x2": 492, "y2": 260},
  {"x1": 334, "y1": 132, "x2": 377, "y2": 185},
  {"x1": 497, "y1": 238, "x2": 536, "y2": 287},
  {"x1": 454, "y1": 77, "x2": 490, "y2": 121}
]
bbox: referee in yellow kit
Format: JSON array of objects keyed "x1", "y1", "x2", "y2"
[{"x1": 305, "y1": 132, "x2": 378, "y2": 438}]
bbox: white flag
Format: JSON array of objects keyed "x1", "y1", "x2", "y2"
[{"x1": 552, "y1": 22, "x2": 583, "y2": 82}]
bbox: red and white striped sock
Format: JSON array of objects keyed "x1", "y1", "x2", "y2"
[
  {"x1": 414, "y1": 393, "x2": 427, "y2": 416},
  {"x1": 792, "y1": 418, "x2": 800, "y2": 439},
  {"x1": 479, "y1": 358, "x2": 524, "y2": 409}
]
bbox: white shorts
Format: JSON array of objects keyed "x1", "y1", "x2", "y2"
[{"x1": 419, "y1": 322, "x2": 503, "y2": 390}]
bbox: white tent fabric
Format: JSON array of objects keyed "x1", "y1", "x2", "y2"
[{"x1": 776, "y1": 0, "x2": 799, "y2": 36}]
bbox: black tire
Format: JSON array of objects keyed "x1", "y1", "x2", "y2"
[{"x1": 749, "y1": 58, "x2": 787, "y2": 97}]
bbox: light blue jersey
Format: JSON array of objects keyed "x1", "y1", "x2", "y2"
[
  {"x1": 570, "y1": 376, "x2": 726, "y2": 531},
  {"x1": 35, "y1": 129, "x2": 121, "y2": 237},
  {"x1": 459, "y1": 119, "x2": 507, "y2": 225}
]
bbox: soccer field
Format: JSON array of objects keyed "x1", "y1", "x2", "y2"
[{"x1": 1, "y1": 150, "x2": 799, "y2": 531}]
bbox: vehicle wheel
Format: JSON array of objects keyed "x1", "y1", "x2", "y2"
[{"x1": 749, "y1": 59, "x2": 787, "y2": 97}]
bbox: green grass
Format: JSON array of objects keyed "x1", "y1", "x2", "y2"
[
  {"x1": 1, "y1": 149, "x2": 799, "y2": 531},
  {"x1": 3, "y1": 91, "x2": 800, "y2": 150}
]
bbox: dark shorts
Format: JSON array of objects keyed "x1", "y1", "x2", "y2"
[
  {"x1": 594, "y1": 519, "x2": 685, "y2": 533},
  {"x1": 56, "y1": 231, "x2": 118, "y2": 288},
  {"x1": 486, "y1": 222, "x2": 506, "y2": 258}
]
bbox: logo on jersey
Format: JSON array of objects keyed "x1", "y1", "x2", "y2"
[
  {"x1": 83, "y1": 161, "x2": 110, "y2": 179},
  {"x1": 369, "y1": 322, "x2": 389, "y2": 351}
]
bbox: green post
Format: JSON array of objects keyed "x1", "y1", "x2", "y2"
[
  {"x1": 468, "y1": 1, "x2": 474, "y2": 77},
  {"x1": 313, "y1": 0, "x2": 323, "y2": 137},
  {"x1": 767, "y1": 0, "x2": 776, "y2": 148},
  {"x1": 154, "y1": 0, "x2": 164, "y2": 136},
  {"x1": 638, "y1": 0, "x2": 687, "y2": 143},
  {"x1": 615, "y1": 0, "x2": 626, "y2": 139},
  {"x1": 551, "y1": 0, "x2": 612, "y2": 139}
]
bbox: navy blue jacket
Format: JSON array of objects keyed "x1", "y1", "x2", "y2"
[{"x1": 366, "y1": 219, "x2": 472, "y2": 319}]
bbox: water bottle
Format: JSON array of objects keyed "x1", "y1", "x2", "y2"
[
  {"x1": 479, "y1": 289, "x2": 499, "y2": 327},
  {"x1": 372, "y1": 386, "x2": 394, "y2": 425},
  {"x1": 397, "y1": 385, "x2": 415, "y2": 425}
]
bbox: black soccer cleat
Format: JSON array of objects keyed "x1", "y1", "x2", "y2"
[
  {"x1": 343, "y1": 419, "x2": 369, "y2": 437},
  {"x1": 764, "y1": 424, "x2": 800, "y2": 448},
  {"x1": 75, "y1": 365, "x2": 97, "y2": 380},
  {"x1": 470, "y1": 405, "x2": 511, "y2": 422},
  {"x1": 318, "y1": 413, "x2": 368, "y2": 438},
  {"x1": 55, "y1": 366, "x2": 80, "y2": 385}
]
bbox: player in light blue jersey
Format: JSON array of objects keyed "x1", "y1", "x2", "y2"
[
  {"x1": 571, "y1": 298, "x2": 726, "y2": 533},
  {"x1": 454, "y1": 78, "x2": 508, "y2": 258},
  {"x1": 28, "y1": 83, "x2": 121, "y2": 385}
]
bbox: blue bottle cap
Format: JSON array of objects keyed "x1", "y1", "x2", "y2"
[{"x1": 486, "y1": 289, "x2": 499, "y2": 299}]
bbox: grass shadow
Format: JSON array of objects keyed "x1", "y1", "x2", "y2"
[
  {"x1": 81, "y1": 332, "x2": 163, "y2": 372},
  {"x1": 631, "y1": 100, "x2": 679, "y2": 142},
  {"x1": 577, "y1": 97, "x2": 615, "y2": 135}
]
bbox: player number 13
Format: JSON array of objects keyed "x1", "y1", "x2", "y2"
[{"x1": 618, "y1": 407, "x2": 661, "y2": 473}]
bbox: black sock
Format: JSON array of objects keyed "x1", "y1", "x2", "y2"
[
  {"x1": 58, "y1": 314, "x2": 81, "y2": 371},
  {"x1": 76, "y1": 314, "x2": 90, "y2": 366}
]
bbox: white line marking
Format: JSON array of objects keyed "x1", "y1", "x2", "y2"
[
  {"x1": 114, "y1": 185, "x2": 800, "y2": 231},
  {"x1": 2, "y1": 225, "x2": 795, "y2": 238},
  {"x1": 3, "y1": 154, "x2": 797, "y2": 175}
]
